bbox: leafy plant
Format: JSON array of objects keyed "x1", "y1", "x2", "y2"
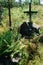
[{"x1": 0, "y1": 30, "x2": 14, "y2": 56}]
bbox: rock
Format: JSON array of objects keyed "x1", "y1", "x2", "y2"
[
  {"x1": 33, "y1": 23, "x2": 40, "y2": 30},
  {"x1": 11, "y1": 57, "x2": 21, "y2": 63}
]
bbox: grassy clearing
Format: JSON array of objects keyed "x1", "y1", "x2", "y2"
[
  {"x1": 0, "y1": 5, "x2": 43, "y2": 31},
  {"x1": 0, "y1": 5, "x2": 43, "y2": 65}
]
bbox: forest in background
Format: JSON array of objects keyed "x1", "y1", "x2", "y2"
[{"x1": 0, "y1": 0, "x2": 40, "y2": 7}]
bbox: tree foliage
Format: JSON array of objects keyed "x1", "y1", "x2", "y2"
[{"x1": 0, "y1": 0, "x2": 40, "y2": 8}]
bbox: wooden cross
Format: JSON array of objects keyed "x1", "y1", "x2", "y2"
[
  {"x1": 24, "y1": 1, "x2": 38, "y2": 22},
  {"x1": 8, "y1": 0, "x2": 11, "y2": 30}
]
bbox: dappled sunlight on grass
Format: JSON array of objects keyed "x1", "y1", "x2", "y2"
[
  {"x1": 0, "y1": 5, "x2": 43, "y2": 65},
  {"x1": 1, "y1": 5, "x2": 43, "y2": 29}
]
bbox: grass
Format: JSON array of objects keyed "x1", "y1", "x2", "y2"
[
  {"x1": 0, "y1": 5, "x2": 43, "y2": 65},
  {"x1": 0, "y1": 5, "x2": 43, "y2": 31}
]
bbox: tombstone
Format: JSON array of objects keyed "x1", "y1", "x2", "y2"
[{"x1": 19, "y1": 0, "x2": 40, "y2": 38}]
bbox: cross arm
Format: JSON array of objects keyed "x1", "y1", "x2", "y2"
[{"x1": 24, "y1": 11, "x2": 38, "y2": 14}]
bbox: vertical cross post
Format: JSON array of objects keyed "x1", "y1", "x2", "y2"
[
  {"x1": 24, "y1": 0, "x2": 37, "y2": 23},
  {"x1": 8, "y1": 0, "x2": 11, "y2": 30},
  {"x1": 29, "y1": 2, "x2": 31, "y2": 22}
]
